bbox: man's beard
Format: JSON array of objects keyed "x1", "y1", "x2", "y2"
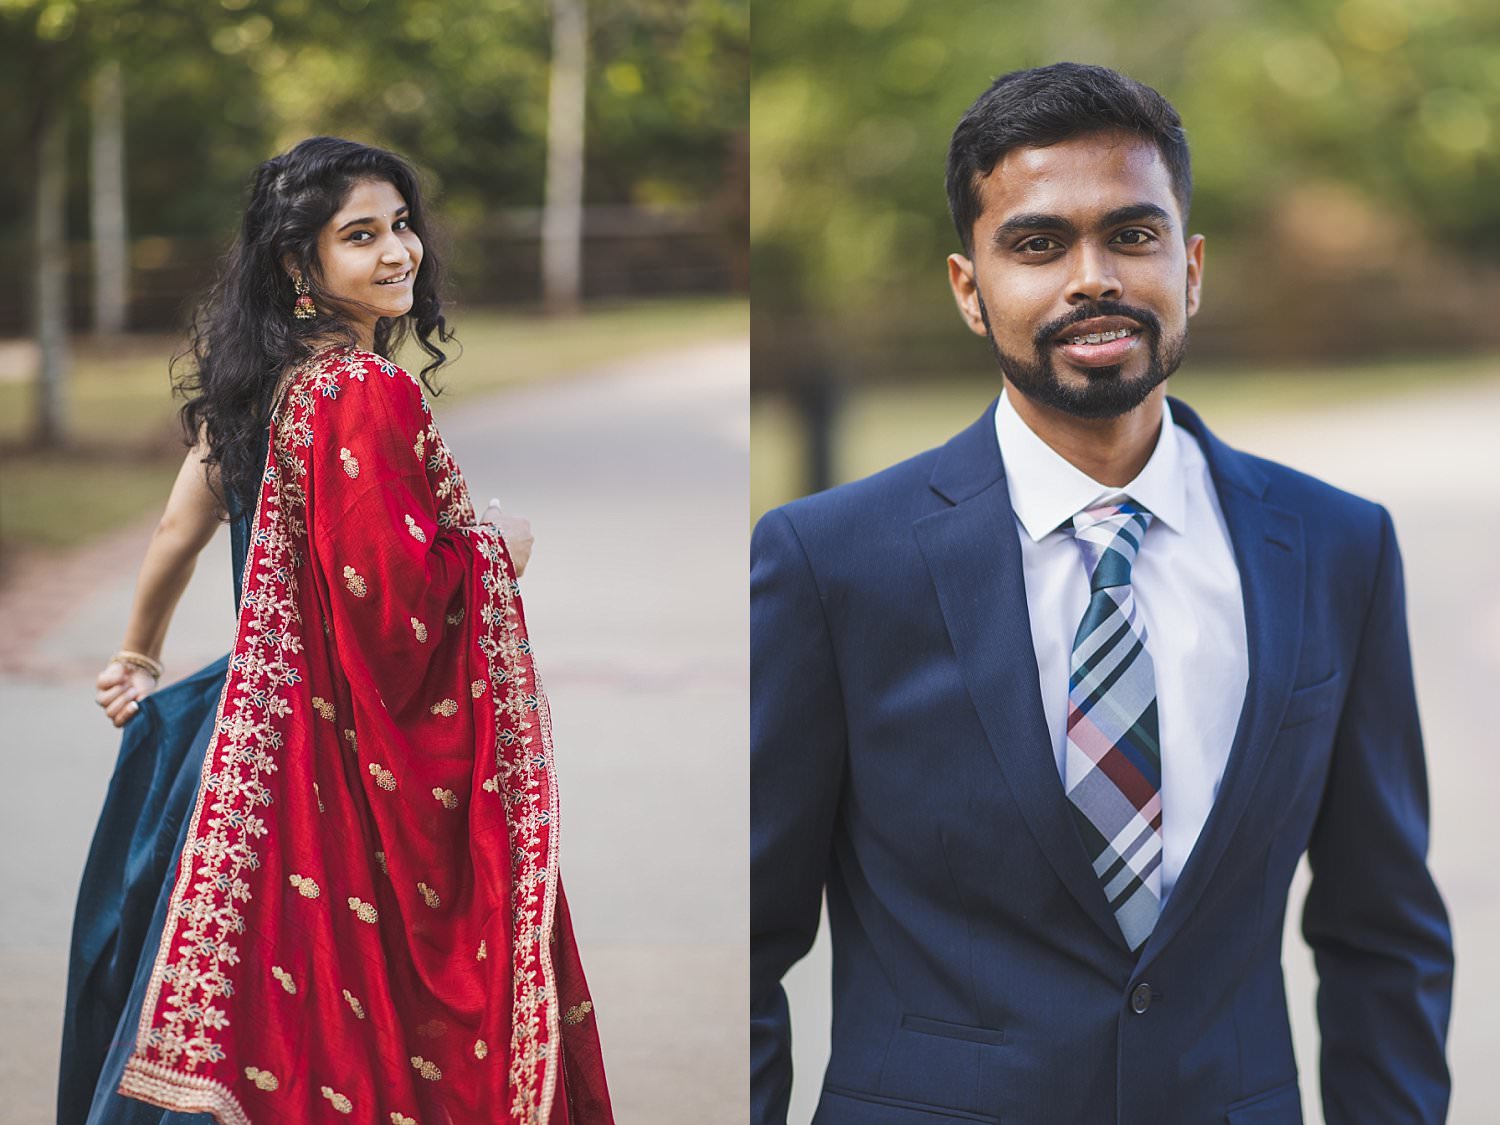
[{"x1": 977, "y1": 296, "x2": 1187, "y2": 420}]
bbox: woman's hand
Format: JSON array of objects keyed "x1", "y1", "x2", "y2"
[
  {"x1": 496, "y1": 513, "x2": 533, "y2": 578},
  {"x1": 480, "y1": 499, "x2": 533, "y2": 578},
  {"x1": 95, "y1": 661, "x2": 158, "y2": 728}
]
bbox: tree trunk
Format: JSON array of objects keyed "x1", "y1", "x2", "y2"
[
  {"x1": 34, "y1": 96, "x2": 69, "y2": 448},
  {"x1": 91, "y1": 59, "x2": 128, "y2": 337},
  {"x1": 542, "y1": 0, "x2": 586, "y2": 315}
]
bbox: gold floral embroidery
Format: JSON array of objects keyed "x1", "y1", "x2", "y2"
[
  {"x1": 431, "y1": 787, "x2": 458, "y2": 810},
  {"x1": 410, "y1": 617, "x2": 428, "y2": 643},
  {"x1": 413, "y1": 429, "x2": 426, "y2": 459},
  {"x1": 417, "y1": 881, "x2": 441, "y2": 909},
  {"x1": 481, "y1": 775, "x2": 499, "y2": 794},
  {"x1": 367, "y1": 762, "x2": 397, "y2": 791},
  {"x1": 339, "y1": 447, "x2": 360, "y2": 478},
  {"x1": 321, "y1": 1086, "x2": 353, "y2": 1114},
  {"x1": 271, "y1": 965, "x2": 297, "y2": 994},
  {"x1": 313, "y1": 781, "x2": 324, "y2": 813},
  {"x1": 342, "y1": 988, "x2": 367, "y2": 1019},
  {"x1": 410, "y1": 1055, "x2": 443, "y2": 1081},
  {"x1": 343, "y1": 565, "x2": 367, "y2": 597},
  {"x1": 311, "y1": 696, "x2": 336, "y2": 721},
  {"x1": 474, "y1": 1039, "x2": 489, "y2": 1059},
  {"x1": 429, "y1": 698, "x2": 458, "y2": 717},
  {"x1": 374, "y1": 849, "x2": 388, "y2": 874},
  {"x1": 391, "y1": 1114, "x2": 417, "y2": 1125},
  {"x1": 288, "y1": 873, "x2": 320, "y2": 899},
  {"x1": 476, "y1": 938, "x2": 487, "y2": 960},
  {"x1": 445, "y1": 607, "x2": 464, "y2": 626},
  {"x1": 347, "y1": 896, "x2": 379, "y2": 923},
  {"x1": 470, "y1": 679, "x2": 486, "y2": 698},
  {"x1": 405, "y1": 514, "x2": 428, "y2": 543},
  {"x1": 564, "y1": 1000, "x2": 594, "y2": 1025},
  {"x1": 343, "y1": 728, "x2": 357, "y2": 752},
  {"x1": 244, "y1": 1065, "x2": 279, "y2": 1091},
  {"x1": 416, "y1": 1017, "x2": 447, "y2": 1038}
]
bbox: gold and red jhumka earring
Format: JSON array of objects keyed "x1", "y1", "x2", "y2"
[{"x1": 292, "y1": 275, "x2": 317, "y2": 320}]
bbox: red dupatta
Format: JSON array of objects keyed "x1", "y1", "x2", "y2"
[{"x1": 118, "y1": 347, "x2": 612, "y2": 1124}]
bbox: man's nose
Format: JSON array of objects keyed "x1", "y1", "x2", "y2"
[{"x1": 1066, "y1": 243, "x2": 1122, "y2": 304}]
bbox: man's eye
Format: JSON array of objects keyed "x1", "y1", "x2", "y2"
[
  {"x1": 1019, "y1": 236, "x2": 1058, "y2": 253},
  {"x1": 1114, "y1": 229, "x2": 1154, "y2": 245}
]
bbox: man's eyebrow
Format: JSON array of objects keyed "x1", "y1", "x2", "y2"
[
  {"x1": 991, "y1": 212, "x2": 1075, "y2": 245},
  {"x1": 1100, "y1": 202, "x2": 1174, "y2": 230},
  {"x1": 337, "y1": 205, "x2": 409, "y2": 234}
]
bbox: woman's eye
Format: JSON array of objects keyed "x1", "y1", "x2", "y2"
[
  {"x1": 348, "y1": 231, "x2": 371, "y2": 243},
  {"x1": 394, "y1": 218, "x2": 410, "y2": 230},
  {"x1": 1020, "y1": 236, "x2": 1058, "y2": 253}
]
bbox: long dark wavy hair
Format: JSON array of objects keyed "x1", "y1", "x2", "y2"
[{"x1": 175, "y1": 136, "x2": 454, "y2": 522}]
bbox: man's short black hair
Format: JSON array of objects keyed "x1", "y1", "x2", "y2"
[{"x1": 945, "y1": 62, "x2": 1192, "y2": 254}]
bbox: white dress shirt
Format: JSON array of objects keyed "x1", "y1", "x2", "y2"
[{"x1": 994, "y1": 390, "x2": 1248, "y2": 902}]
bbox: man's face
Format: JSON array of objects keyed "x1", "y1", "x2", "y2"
[{"x1": 947, "y1": 130, "x2": 1204, "y2": 420}]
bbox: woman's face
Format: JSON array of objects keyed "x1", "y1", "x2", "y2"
[{"x1": 311, "y1": 178, "x2": 423, "y2": 334}]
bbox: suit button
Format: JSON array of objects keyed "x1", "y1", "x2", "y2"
[{"x1": 1130, "y1": 983, "x2": 1152, "y2": 1014}]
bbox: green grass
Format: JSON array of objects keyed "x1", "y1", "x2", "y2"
[
  {"x1": 0, "y1": 296, "x2": 747, "y2": 553},
  {"x1": 752, "y1": 351, "x2": 1500, "y2": 519}
]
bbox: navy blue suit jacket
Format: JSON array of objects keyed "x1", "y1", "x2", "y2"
[{"x1": 751, "y1": 398, "x2": 1452, "y2": 1125}]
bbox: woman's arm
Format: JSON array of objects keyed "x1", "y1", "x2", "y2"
[{"x1": 95, "y1": 433, "x2": 226, "y2": 727}]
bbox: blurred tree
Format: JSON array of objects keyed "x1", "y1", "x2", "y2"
[
  {"x1": 544, "y1": 0, "x2": 587, "y2": 314},
  {"x1": 91, "y1": 59, "x2": 127, "y2": 337}
]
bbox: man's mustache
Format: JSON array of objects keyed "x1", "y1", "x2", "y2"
[{"x1": 1034, "y1": 302, "x2": 1162, "y2": 349}]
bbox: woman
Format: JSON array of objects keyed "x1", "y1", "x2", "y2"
[{"x1": 61, "y1": 137, "x2": 612, "y2": 1125}]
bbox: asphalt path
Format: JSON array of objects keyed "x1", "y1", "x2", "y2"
[
  {"x1": 0, "y1": 337, "x2": 749, "y2": 1125},
  {"x1": 778, "y1": 373, "x2": 1500, "y2": 1125}
]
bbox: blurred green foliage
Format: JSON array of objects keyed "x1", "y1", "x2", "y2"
[
  {"x1": 0, "y1": 0, "x2": 747, "y2": 243},
  {"x1": 752, "y1": 0, "x2": 1500, "y2": 374}
]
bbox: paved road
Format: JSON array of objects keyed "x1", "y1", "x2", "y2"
[
  {"x1": 778, "y1": 373, "x2": 1500, "y2": 1125},
  {"x1": 0, "y1": 338, "x2": 749, "y2": 1125}
]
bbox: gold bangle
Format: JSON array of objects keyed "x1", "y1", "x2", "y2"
[{"x1": 112, "y1": 649, "x2": 163, "y2": 679}]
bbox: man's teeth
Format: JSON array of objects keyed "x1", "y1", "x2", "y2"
[{"x1": 1064, "y1": 327, "x2": 1135, "y2": 345}]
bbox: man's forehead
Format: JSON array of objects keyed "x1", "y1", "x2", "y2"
[{"x1": 976, "y1": 131, "x2": 1178, "y2": 227}]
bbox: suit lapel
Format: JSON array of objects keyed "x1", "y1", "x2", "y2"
[
  {"x1": 913, "y1": 403, "x2": 1128, "y2": 949},
  {"x1": 1140, "y1": 398, "x2": 1307, "y2": 963}
]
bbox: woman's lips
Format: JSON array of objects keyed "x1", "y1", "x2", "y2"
[{"x1": 1054, "y1": 332, "x2": 1141, "y2": 368}]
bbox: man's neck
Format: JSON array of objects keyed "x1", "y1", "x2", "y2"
[{"x1": 1006, "y1": 382, "x2": 1167, "y2": 488}]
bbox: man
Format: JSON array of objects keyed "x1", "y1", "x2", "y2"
[{"x1": 751, "y1": 63, "x2": 1453, "y2": 1125}]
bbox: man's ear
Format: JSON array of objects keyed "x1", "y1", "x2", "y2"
[
  {"x1": 1184, "y1": 233, "x2": 1205, "y2": 318},
  {"x1": 947, "y1": 253, "x2": 988, "y2": 338}
]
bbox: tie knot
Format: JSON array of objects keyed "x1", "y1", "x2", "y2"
[{"x1": 1070, "y1": 500, "x2": 1153, "y2": 592}]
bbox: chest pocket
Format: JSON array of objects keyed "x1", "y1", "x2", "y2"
[{"x1": 1278, "y1": 672, "x2": 1342, "y2": 730}]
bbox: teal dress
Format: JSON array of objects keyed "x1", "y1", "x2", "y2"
[{"x1": 59, "y1": 435, "x2": 265, "y2": 1125}]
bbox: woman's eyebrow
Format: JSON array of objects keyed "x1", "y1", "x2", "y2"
[{"x1": 336, "y1": 205, "x2": 410, "y2": 234}]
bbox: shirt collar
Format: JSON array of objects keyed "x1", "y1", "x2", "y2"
[{"x1": 993, "y1": 388, "x2": 1188, "y2": 542}]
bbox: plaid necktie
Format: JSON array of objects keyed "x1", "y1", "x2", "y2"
[{"x1": 1064, "y1": 499, "x2": 1162, "y2": 951}]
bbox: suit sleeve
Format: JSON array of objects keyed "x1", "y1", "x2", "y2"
[
  {"x1": 751, "y1": 507, "x2": 848, "y2": 1125},
  {"x1": 1301, "y1": 506, "x2": 1454, "y2": 1124}
]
